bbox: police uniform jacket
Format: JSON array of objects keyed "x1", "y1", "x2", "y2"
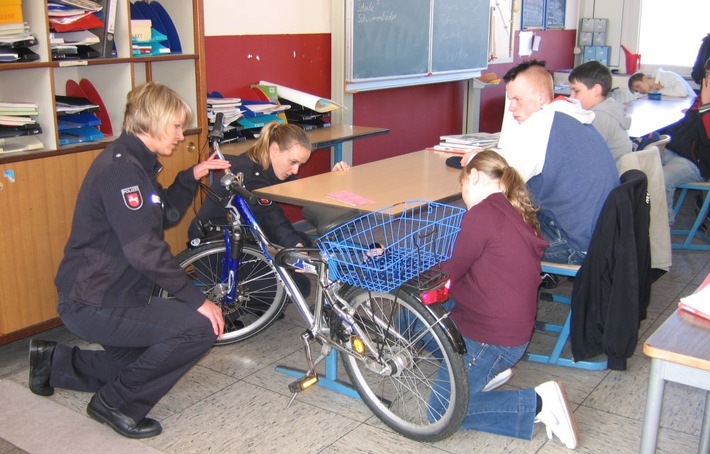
[
  {"x1": 189, "y1": 153, "x2": 305, "y2": 248},
  {"x1": 55, "y1": 132, "x2": 205, "y2": 310}
]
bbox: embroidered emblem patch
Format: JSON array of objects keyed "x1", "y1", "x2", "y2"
[
  {"x1": 121, "y1": 186, "x2": 143, "y2": 210},
  {"x1": 258, "y1": 198, "x2": 272, "y2": 206}
]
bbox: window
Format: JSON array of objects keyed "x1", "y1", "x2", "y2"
[{"x1": 638, "y1": 0, "x2": 710, "y2": 75}]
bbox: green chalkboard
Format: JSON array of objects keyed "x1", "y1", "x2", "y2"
[{"x1": 346, "y1": 0, "x2": 490, "y2": 91}]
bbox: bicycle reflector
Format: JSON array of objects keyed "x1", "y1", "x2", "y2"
[
  {"x1": 288, "y1": 374, "x2": 319, "y2": 393},
  {"x1": 419, "y1": 279, "x2": 451, "y2": 305}
]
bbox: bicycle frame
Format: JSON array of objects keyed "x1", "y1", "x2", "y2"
[{"x1": 189, "y1": 133, "x2": 469, "y2": 441}]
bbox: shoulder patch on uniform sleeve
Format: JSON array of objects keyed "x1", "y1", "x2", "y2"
[
  {"x1": 121, "y1": 186, "x2": 143, "y2": 210},
  {"x1": 258, "y1": 198, "x2": 272, "y2": 206}
]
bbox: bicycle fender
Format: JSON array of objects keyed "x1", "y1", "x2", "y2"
[{"x1": 421, "y1": 302, "x2": 467, "y2": 355}]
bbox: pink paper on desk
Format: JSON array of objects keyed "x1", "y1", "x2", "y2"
[{"x1": 325, "y1": 190, "x2": 376, "y2": 206}]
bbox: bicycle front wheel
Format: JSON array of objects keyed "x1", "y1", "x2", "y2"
[
  {"x1": 340, "y1": 288, "x2": 468, "y2": 442},
  {"x1": 159, "y1": 241, "x2": 287, "y2": 345}
]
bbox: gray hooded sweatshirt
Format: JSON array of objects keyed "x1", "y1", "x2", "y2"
[{"x1": 591, "y1": 97, "x2": 633, "y2": 162}]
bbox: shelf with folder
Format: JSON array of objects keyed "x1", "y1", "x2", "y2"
[{"x1": 0, "y1": 0, "x2": 209, "y2": 344}]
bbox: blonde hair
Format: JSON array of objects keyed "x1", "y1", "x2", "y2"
[
  {"x1": 247, "y1": 121, "x2": 312, "y2": 170},
  {"x1": 461, "y1": 150, "x2": 540, "y2": 232},
  {"x1": 122, "y1": 82, "x2": 193, "y2": 138}
]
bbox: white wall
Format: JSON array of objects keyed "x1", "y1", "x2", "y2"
[{"x1": 204, "y1": 0, "x2": 331, "y2": 36}]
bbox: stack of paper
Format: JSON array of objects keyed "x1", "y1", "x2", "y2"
[
  {"x1": 47, "y1": 0, "x2": 105, "y2": 60},
  {"x1": 0, "y1": 135, "x2": 44, "y2": 153},
  {"x1": 678, "y1": 284, "x2": 710, "y2": 322},
  {"x1": 207, "y1": 97, "x2": 243, "y2": 125},
  {"x1": 0, "y1": 22, "x2": 39, "y2": 63},
  {"x1": 0, "y1": 101, "x2": 41, "y2": 140},
  {"x1": 430, "y1": 133, "x2": 500, "y2": 154}
]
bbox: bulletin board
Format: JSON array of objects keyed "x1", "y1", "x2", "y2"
[{"x1": 521, "y1": 0, "x2": 565, "y2": 30}]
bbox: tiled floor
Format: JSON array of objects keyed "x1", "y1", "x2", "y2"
[{"x1": 1, "y1": 213, "x2": 709, "y2": 453}]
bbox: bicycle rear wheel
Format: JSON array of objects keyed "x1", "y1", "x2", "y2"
[
  {"x1": 159, "y1": 241, "x2": 287, "y2": 345},
  {"x1": 340, "y1": 288, "x2": 468, "y2": 442}
]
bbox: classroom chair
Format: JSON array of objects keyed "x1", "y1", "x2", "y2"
[
  {"x1": 528, "y1": 170, "x2": 651, "y2": 371},
  {"x1": 671, "y1": 181, "x2": 710, "y2": 250},
  {"x1": 618, "y1": 146, "x2": 672, "y2": 270},
  {"x1": 642, "y1": 134, "x2": 671, "y2": 154}
]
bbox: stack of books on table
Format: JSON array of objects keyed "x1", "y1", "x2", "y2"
[
  {"x1": 429, "y1": 132, "x2": 500, "y2": 154},
  {"x1": 0, "y1": 101, "x2": 43, "y2": 153}
]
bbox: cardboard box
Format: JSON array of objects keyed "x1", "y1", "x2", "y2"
[{"x1": 131, "y1": 19, "x2": 152, "y2": 42}]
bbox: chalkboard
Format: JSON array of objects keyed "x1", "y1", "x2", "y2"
[{"x1": 346, "y1": 0, "x2": 490, "y2": 92}]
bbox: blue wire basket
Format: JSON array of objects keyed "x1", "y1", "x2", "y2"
[{"x1": 316, "y1": 200, "x2": 466, "y2": 293}]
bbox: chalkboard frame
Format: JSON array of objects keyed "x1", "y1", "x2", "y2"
[{"x1": 345, "y1": 0, "x2": 490, "y2": 92}]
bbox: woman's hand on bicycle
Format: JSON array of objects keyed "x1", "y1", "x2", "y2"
[
  {"x1": 332, "y1": 161, "x2": 350, "y2": 172},
  {"x1": 192, "y1": 150, "x2": 232, "y2": 180},
  {"x1": 197, "y1": 299, "x2": 225, "y2": 337}
]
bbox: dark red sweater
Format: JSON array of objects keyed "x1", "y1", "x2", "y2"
[{"x1": 442, "y1": 193, "x2": 548, "y2": 346}]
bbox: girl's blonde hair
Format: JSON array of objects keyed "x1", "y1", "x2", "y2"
[
  {"x1": 462, "y1": 149, "x2": 540, "y2": 232},
  {"x1": 122, "y1": 82, "x2": 193, "y2": 138},
  {"x1": 247, "y1": 121, "x2": 312, "y2": 170}
]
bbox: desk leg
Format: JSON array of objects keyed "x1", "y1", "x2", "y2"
[
  {"x1": 640, "y1": 359, "x2": 665, "y2": 454},
  {"x1": 275, "y1": 349, "x2": 361, "y2": 400},
  {"x1": 700, "y1": 391, "x2": 710, "y2": 454},
  {"x1": 333, "y1": 143, "x2": 342, "y2": 165}
]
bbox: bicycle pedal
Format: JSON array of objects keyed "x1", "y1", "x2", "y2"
[{"x1": 288, "y1": 374, "x2": 319, "y2": 394}]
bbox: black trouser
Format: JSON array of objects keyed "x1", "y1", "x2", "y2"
[{"x1": 52, "y1": 296, "x2": 216, "y2": 422}]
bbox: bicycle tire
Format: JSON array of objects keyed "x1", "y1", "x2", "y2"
[
  {"x1": 339, "y1": 287, "x2": 468, "y2": 442},
  {"x1": 158, "y1": 241, "x2": 287, "y2": 345}
]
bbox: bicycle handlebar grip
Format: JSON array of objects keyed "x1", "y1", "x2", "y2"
[{"x1": 210, "y1": 112, "x2": 225, "y2": 144}]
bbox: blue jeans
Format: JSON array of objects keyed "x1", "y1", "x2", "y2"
[
  {"x1": 430, "y1": 301, "x2": 538, "y2": 439},
  {"x1": 538, "y1": 212, "x2": 586, "y2": 265},
  {"x1": 662, "y1": 149, "x2": 703, "y2": 225}
]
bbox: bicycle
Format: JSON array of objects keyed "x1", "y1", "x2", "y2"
[{"x1": 157, "y1": 124, "x2": 470, "y2": 441}]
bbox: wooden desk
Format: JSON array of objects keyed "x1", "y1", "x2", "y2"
[
  {"x1": 253, "y1": 149, "x2": 462, "y2": 214},
  {"x1": 626, "y1": 96, "x2": 694, "y2": 138},
  {"x1": 220, "y1": 124, "x2": 389, "y2": 164},
  {"x1": 641, "y1": 301, "x2": 710, "y2": 453}
]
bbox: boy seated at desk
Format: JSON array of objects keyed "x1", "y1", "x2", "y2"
[
  {"x1": 568, "y1": 61, "x2": 633, "y2": 164},
  {"x1": 628, "y1": 68, "x2": 696, "y2": 98}
]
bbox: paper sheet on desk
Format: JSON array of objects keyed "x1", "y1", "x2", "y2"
[
  {"x1": 260, "y1": 80, "x2": 342, "y2": 113},
  {"x1": 325, "y1": 190, "x2": 375, "y2": 206},
  {"x1": 678, "y1": 280, "x2": 710, "y2": 321}
]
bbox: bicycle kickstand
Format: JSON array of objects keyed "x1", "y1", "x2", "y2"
[{"x1": 286, "y1": 331, "x2": 322, "y2": 407}]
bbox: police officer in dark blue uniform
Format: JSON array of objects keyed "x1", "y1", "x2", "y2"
[{"x1": 28, "y1": 82, "x2": 231, "y2": 439}]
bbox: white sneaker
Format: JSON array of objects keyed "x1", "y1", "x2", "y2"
[
  {"x1": 482, "y1": 368, "x2": 513, "y2": 392},
  {"x1": 534, "y1": 381, "x2": 578, "y2": 449}
]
